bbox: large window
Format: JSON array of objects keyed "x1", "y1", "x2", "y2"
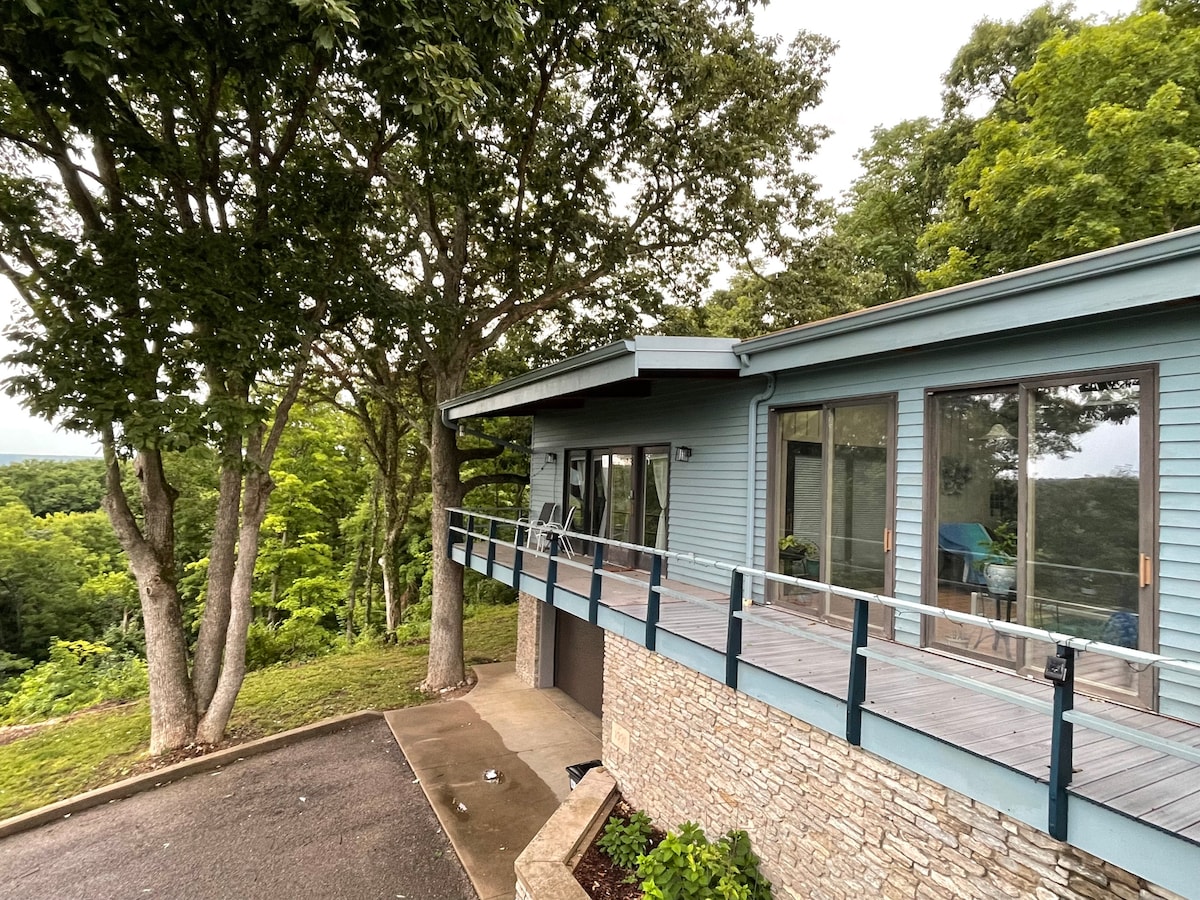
[
  {"x1": 773, "y1": 400, "x2": 895, "y2": 631},
  {"x1": 930, "y1": 372, "x2": 1153, "y2": 705}
]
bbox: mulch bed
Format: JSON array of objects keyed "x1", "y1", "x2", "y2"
[{"x1": 573, "y1": 797, "x2": 662, "y2": 900}]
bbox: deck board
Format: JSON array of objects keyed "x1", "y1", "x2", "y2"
[{"x1": 464, "y1": 540, "x2": 1200, "y2": 846}]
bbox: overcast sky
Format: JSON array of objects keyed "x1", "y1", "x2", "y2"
[{"x1": 0, "y1": 0, "x2": 1137, "y2": 457}]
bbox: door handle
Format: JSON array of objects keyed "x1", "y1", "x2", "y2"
[
  {"x1": 884, "y1": 528, "x2": 894, "y2": 553},
  {"x1": 1140, "y1": 553, "x2": 1152, "y2": 588}
]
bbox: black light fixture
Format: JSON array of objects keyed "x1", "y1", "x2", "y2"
[{"x1": 674, "y1": 446, "x2": 692, "y2": 462}]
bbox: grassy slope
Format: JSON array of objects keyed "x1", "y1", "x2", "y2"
[{"x1": 0, "y1": 604, "x2": 517, "y2": 821}]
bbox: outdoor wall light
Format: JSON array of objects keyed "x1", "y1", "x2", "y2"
[
  {"x1": 674, "y1": 446, "x2": 692, "y2": 462},
  {"x1": 543, "y1": 451, "x2": 558, "y2": 464}
]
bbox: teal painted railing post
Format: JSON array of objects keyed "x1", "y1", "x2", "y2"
[
  {"x1": 725, "y1": 571, "x2": 744, "y2": 689},
  {"x1": 512, "y1": 524, "x2": 526, "y2": 590},
  {"x1": 589, "y1": 543, "x2": 605, "y2": 625},
  {"x1": 446, "y1": 510, "x2": 463, "y2": 555},
  {"x1": 846, "y1": 596, "x2": 870, "y2": 746},
  {"x1": 645, "y1": 554, "x2": 663, "y2": 651},
  {"x1": 1048, "y1": 644, "x2": 1077, "y2": 841},
  {"x1": 485, "y1": 518, "x2": 497, "y2": 577},
  {"x1": 545, "y1": 533, "x2": 559, "y2": 605},
  {"x1": 464, "y1": 513, "x2": 476, "y2": 564}
]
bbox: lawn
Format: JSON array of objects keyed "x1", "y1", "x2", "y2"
[{"x1": 0, "y1": 604, "x2": 517, "y2": 821}]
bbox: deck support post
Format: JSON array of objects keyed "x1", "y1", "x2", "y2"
[
  {"x1": 589, "y1": 543, "x2": 605, "y2": 625},
  {"x1": 1048, "y1": 644, "x2": 1076, "y2": 841},
  {"x1": 645, "y1": 554, "x2": 663, "y2": 651},
  {"x1": 464, "y1": 514, "x2": 476, "y2": 565},
  {"x1": 846, "y1": 596, "x2": 870, "y2": 746},
  {"x1": 446, "y1": 510, "x2": 462, "y2": 555},
  {"x1": 725, "y1": 571, "x2": 744, "y2": 689},
  {"x1": 513, "y1": 524, "x2": 526, "y2": 590},
  {"x1": 546, "y1": 534, "x2": 559, "y2": 605}
]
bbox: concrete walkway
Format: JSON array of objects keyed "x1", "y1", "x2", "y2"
[{"x1": 385, "y1": 662, "x2": 602, "y2": 900}]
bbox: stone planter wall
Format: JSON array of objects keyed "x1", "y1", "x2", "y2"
[
  {"x1": 514, "y1": 766, "x2": 617, "y2": 900},
  {"x1": 602, "y1": 632, "x2": 1184, "y2": 900}
]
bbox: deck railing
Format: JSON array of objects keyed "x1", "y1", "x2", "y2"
[{"x1": 447, "y1": 507, "x2": 1200, "y2": 843}]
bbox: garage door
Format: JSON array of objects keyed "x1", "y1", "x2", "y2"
[{"x1": 553, "y1": 611, "x2": 604, "y2": 717}]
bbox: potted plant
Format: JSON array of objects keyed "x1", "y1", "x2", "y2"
[
  {"x1": 977, "y1": 522, "x2": 1017, "y2": 596},
  {"x1": 778, "y1": 534, "x2": 820, "y2": 579}
]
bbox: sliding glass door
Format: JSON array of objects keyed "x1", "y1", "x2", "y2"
[
  {"x1": 773, "y1": 400, "x2": 895, "y2": 632},
  {"x1": 929, "y1": 372, "x2": 1153, "y2": 706},
  {"x1": 564, "y1": 446, "x2": 670, "y2": 569}
]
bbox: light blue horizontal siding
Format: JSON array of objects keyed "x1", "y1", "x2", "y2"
[
  {"x1": 532, "y1": 378, "x2": 763, "y2": 593},
  {"x1": 527, "y1": 302, "x2": 1200, "y2": 722}
]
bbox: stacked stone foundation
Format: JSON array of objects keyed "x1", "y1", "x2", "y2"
[{"x1": 601, "y1": 632, "x2": 1183, "y2": 900}]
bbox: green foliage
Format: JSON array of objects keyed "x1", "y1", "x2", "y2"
[
  {"x1": 598, "y1": 809, "x2": 654, "y2": 870},
  {"x1": 637, "y1": 822, "x2": 771, "y2": 900},
  {"x1": 0, "y1": 459, "x2": 105, "y2": 516},
  {"x1": 0, "y1": 639, "x2": 147, "y2": 725},
  {"x1": 921, "y1": 6, "x2": 1200, "y2": 287},
  {"x1": 244, "y1": 619, "x2": 339, "y2": 671}
]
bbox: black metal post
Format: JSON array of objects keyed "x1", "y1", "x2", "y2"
[
  {"x1": 485, "y1": 518, "x2": 497, "y2": 577},
  {"x1": 513, "y1": 524, "x2": 526, "y2": 590},
  {"x1": 645, "y1": 554, "x2": 663, "y2": 651},
  {"x1": 845, "y1": 596, "x2": 870, "y2": 746},
  {"x1": 464, "y1": 514, "x2": 476, "y2": 565},
  {"x1": 545, "y1": 533, "x2": 559, "y2": 605},
  {"x1": 1048, "y1": 644, "x2": 1076, "y2": 841},
  {"x1": 446, "y1": 509, "x2": 462, "y2": 555},
  {"x1": 725, "y1": 571, "x2": 745, "y2": 689},
  {"x1": 589, "y1": 543, "x2": 605, "y2": 625}
]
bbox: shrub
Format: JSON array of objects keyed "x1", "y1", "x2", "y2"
[
  {"x1": 245, "y1": 619, "x2": 338, "y2": 670},
  {"x1": 0, "y1": 639, "x2": 148, "y2": 725},
  {"x1": 637, "y1": 822, "x2": 771, "y2": 900},
  {"x1": 598, "y1": 809, "x2": 654, "y2": 870}
]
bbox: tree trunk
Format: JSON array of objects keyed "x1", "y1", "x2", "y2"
[
  {"x1": 103, "y1": 446, "x2": 197, "y2": 754},
  {"x1": 191, "y1": 438, "x2": 243, "y2": 715},
  {"x1": 422, "y1": 371, "x2": 467, "y2": 691},
  {"x1": 195, "y1": 468, "x2": 274, "y2": 744}
]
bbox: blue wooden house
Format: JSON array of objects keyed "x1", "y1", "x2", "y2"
[{"x1": 443, "y1": 227, "x2": 1200, "y2": 898}]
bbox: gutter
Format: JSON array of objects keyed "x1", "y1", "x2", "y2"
[
  {"x1": 440, "y1": 408, "x2": 531, "y2": 456},
  {"x1": 743, "y1": 369, "x2": 776, "y2": 598}
]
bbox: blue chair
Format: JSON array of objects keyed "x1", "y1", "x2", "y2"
[
  {"x1": 1100, "y1": 610, "x2": 1139, "y2": 649},
  {"x1": 938, "y1": 523, "x2": 992, "y2": 588}
]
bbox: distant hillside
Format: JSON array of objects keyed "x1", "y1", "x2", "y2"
[{"x1": 0, "y1": 453, "x2": 99, "y2": 466}]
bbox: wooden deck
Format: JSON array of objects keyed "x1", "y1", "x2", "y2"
[{"x1": 467, "y1": 540, "x2": 1200, "y2": 845}]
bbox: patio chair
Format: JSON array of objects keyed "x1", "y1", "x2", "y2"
[
  {"x1": 938, "y1": 522, "x2": 991, "y2": 588},
  {"x1": 518, "y1": 503, "x2": 576, "y2": 558}
]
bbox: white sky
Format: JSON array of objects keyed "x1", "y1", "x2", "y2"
[{"x1": 0, "y1": 0, "x2": 1136, "y2": 457}]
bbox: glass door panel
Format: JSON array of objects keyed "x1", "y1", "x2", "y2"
[
  {"x1": 932, "y1": 389, "x2": 1020, "y2": 664},
  {"x1": 1027, "y1": 379, "x2": 1145, "y2": 699},
  {"x1": 642, "y1": 449, "x2": 670, "y2": 551},
  {"x1": 775, "y1": 403, "x2": 894, "y2": 632},
  {"x1": 827, "y1": 404, "x2": 891, "y2": 628}
]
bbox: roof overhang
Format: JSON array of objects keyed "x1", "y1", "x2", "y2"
[
  {"x1": 735, "y1": 225, "x2": 1200, "y2": 376},
  {"x1": 441, "y1": 336, "x2": 741, "y2": 422}
]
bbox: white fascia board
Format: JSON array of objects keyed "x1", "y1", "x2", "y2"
[{"x1": 736, "y1": 226, "x2": 1200, "y2": 376}]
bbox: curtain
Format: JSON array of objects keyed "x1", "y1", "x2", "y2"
[{"x1": 651, "y1": 453, "x2": 669, "y2": 550}]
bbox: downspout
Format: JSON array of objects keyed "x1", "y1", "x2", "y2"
[{"x1": 742, "y1": 364, "x2": 776, "y2": 601}]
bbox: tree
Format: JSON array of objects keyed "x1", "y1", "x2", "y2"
[
  {"x1": 941, "y1": 3, "x2": 1082, "y2": 118},
  {"x1": 0, "y1": 0, "x2": 371, "y2": 752},
  {"x1": 353, "y1": 1, "x2": 834, "y2": 689},
  {"x1": 921, "y1": 4, "x2": 1200, "y2": 287}
]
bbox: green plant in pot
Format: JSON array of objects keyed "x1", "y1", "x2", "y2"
[
  {"x1": 779, "y1": 534, "x2": 820, "y2": 579},
  {"x1": 977, "y1": 522, "x2": 1017, "y2": 596}
]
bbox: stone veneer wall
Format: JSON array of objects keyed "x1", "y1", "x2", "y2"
[
  {"x1": 602, "y1": 632, "x2": 1184, "y2": 900},
  {"x1": 515, "y1": 591, "x2": 543, "y2": 687}
]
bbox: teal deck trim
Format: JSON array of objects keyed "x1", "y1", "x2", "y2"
[
  {"x1": 1069, "y1": 797, "x2": 1199, "y2": 899},
  {"x1": 859, "y1": 714, "x2": 1046, "y2": 830}
]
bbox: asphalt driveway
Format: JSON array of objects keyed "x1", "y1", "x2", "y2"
[{"x1": 0, "y1": 718, "x2": 477, "y2": 900}]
